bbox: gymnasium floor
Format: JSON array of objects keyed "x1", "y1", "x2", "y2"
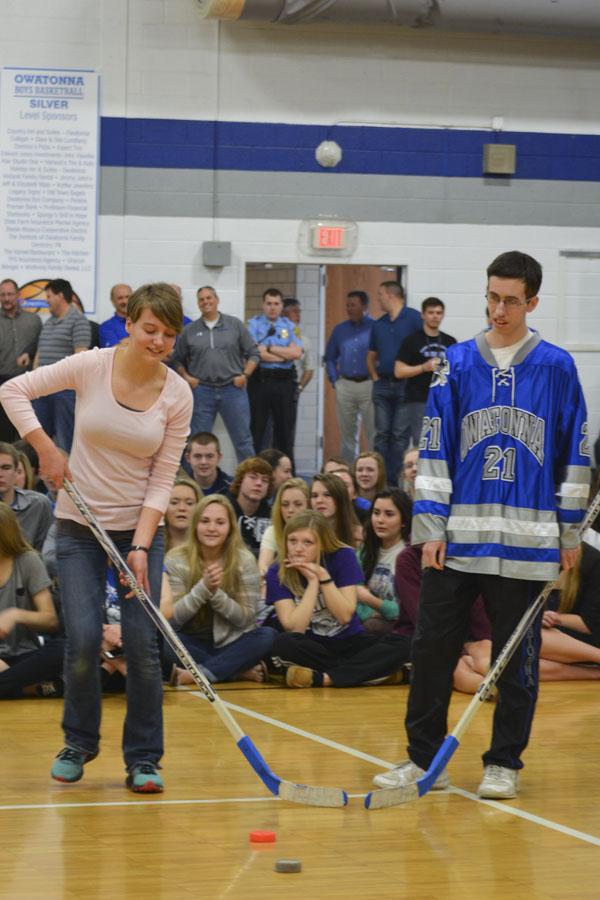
[{"x1": 2, "y1": 681, "x2": 599, "y2": 899}]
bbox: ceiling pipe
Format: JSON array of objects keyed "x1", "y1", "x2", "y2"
[{"x1": 193, "y1": 0, "x2": 600, "y2": 38}]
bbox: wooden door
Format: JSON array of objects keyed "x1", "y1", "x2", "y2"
[{"x1": 323, "y1": 265, "x2": 387, "y2": 462}]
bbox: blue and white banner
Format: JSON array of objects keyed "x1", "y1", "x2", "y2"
[{"x1": 0, "y1": 67, "x2": 99, "y2": 311}]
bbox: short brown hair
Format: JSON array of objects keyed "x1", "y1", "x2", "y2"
[
  {"x1": 229, "y1": 457, "x2": 272, "y2": 498},
  {"x1": 0, "y1": 442, "x2": 19, "y2": 467},
  {"x1": 187, "y1": 431, "x2": 221, "y2": 454},
  {"x1": 127, "y1": 283, "x2": 184, "y2": 333}
]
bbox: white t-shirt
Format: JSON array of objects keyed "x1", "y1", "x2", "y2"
[{"x1": 488, "y1": 329, "x2": 533, "y2": 369}]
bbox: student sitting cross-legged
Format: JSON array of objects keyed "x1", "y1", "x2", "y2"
[
  {"x1": 0, "y1": 502, "x2": 64, "y2": 699},
  {"x1": 267, "y1": 510, "x2": 409, "y2": 688},
  {"x1": 163, "y1": 495, "x2": 277, "y2": 685}
]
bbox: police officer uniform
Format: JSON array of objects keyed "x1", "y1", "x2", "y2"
[{"x1": 247, "y1": 313, "x2": 302, "y2": 463}]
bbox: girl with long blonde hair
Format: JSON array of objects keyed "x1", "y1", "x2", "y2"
[
  {"x1": 258, "y1": 477, "x2": 310, "y2": 577},
  {"x1": 163, "y1": 495, "x2": 276, "y2": 684},
  {"x1": 266, "y1": 511, "x2": 410, "y2": 688}
]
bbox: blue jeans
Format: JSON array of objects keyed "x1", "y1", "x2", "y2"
[
  {"x1": 407, "y1": 401, "x2": 426, "y2": 448},
  {"x1": 191, "y1": 383, "x2": 255, "y2": 463},
  {"x1": 372, "y1": 379, "x2": 410, "y2": 485},
  {"x1": 56, "y1": 519, "x2": 165, "y2": 770},
  {"x1": 165, "y1": 627, "x2": 277, "y2": 683},
  {"x1": 32, "y1": 389, "x2": 76, "y2": 453}
]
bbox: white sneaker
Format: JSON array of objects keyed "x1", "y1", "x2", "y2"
[
  {"x1": 372, "y1": 759, "x2": 449, "y2": 790},
  {"x1": 477, "y1": 765, "x2": 519, "y2": 799}
]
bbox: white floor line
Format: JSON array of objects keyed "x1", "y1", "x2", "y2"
[
  {"x1": 195, "y1": 692, "x2": 600, "y2": 848},
  {"x1": 0, "y1": 796, "x2": 275, "y2": 813},
  {"x1": 448, "y1": 787, "x2": 600, "y2": 848}
]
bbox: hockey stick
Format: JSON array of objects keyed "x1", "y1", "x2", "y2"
[
  {"x1": 365, "y1": 488, "x2": 600, "y2": 810},
  {"x1": 63, "y1": 478, "x2": 348, "y2": 808}
]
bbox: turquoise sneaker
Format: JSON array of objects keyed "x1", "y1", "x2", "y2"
[
  {"x1": 126, "y1": 764, "x2": 164, "y2": 793},
  {"x1": 51, "y1": 747, "x2": 98, "y2": 783}
]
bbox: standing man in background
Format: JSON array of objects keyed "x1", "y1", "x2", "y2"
[
  {"x1": 33, "y1": 278, "x2": 91, "y2": 453},
  {"x1": 247, "y1": 288, "x2": 302, "y2": 465},
  {"x1": 325, "y1": 290, "x2": 374, "y2": 464},
  {"x1": 367, "y1": 281, "x2": 421, "y2": 484},
  {"x1": 99, "y1": 283, "x2": 132, "y2": 348},
  {"x1": 173, "y1": 286, "x2": 258, "y2": 464},
  {"x1": 395, "y1": 297, "x2": 456, "y2": 448},
  {"x1": 0, "y1": 278, "x2": 42, "y2": 442}
]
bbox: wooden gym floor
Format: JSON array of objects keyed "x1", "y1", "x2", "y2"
[{"x1": 1, "y1": 681, "x2": 599, "y2": 900}]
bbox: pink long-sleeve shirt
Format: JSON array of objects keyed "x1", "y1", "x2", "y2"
[{"x1": 0, "y1": 347, "x2": 193, "y2": 530}]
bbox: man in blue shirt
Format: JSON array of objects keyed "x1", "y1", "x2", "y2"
[
  {"x1": 247, "y1": 288, "x2": 302, "y2": 465},
  {"x1": 99, "y1": 284, "x2": 132, "y2": 348},
  {"x1": 324, "y1": 291, "x2": 374, "y2": 464},
  {"x1": 367, "y1": 281, "x2": 421, "y2": 484}
]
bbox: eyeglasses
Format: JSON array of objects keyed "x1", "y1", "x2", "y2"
[{"x1": 485, "y1": 292, "x2": 533, "y2": 310}]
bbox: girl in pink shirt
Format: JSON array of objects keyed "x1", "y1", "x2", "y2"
[{"x1": 0, "y1": 283, "x2": 192, "y2": 792}]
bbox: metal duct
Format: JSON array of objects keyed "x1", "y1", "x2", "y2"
[{"x1": 193, "y1": 0, "x2": 600, "y2": 37}]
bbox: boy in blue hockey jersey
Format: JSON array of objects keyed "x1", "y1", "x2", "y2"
[{"x1": 373, "y1": 251, "x2": 590, "y2": 799}]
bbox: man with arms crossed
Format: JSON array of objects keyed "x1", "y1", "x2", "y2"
[{"x1": 373, "y1": 251, "x2": 589, "y2": 799}]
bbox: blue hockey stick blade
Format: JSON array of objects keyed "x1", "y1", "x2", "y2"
[
  {"x1": 364, "y1": 736, "x2": 459, "y2": 810},
  {"x1": 237, "y1": 736, "x2": 347, "y2": 807}
]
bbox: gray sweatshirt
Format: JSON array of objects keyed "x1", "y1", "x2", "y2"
[{"x1": 172, "y1": 313, "x2": 259, "y2": 386}]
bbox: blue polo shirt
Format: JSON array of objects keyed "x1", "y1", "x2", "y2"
[
  {"x1": 247, "y1": 314, "x2": 302, "y2": 370},
  {"x1": 369, "y1": 306, "x2": 421, "y2": 376},
  {"x1": 99, "y1": 314, "x2": 127, "y2": 348},
  {"x1": 324, "y1": 317, "x2": 373, "y2": 384}
]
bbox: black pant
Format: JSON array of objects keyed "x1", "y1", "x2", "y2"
[
  {"x1": 0, "y1": 639, "x2": 65, "y2": 698},
  {"x1": 248, "y1": 372, "x2": 296, "y2": 463},
  {"x1": 0, "y1": 375, "x2": 18, "y2": 442},
  {"x1": 272, "y1": 631, "x2": 411, "y2": 687},
  {"x1": 406, "y1": 567, "x2": 542, "y2": 771}
]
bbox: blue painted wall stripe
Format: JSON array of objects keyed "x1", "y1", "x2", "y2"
[{"x1": 100, "y1": 117, "x2": 600, "y2": 182}]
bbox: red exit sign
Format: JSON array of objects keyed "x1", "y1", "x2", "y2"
[{"x1": 312, "y1": 225, "x2": 347, "y2": 250}]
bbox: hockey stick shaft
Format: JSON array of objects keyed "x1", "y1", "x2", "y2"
[
  {"x1": 366, "y1": 487, "x2": 600, "y2": 808},
  {"x1": 63, "y1": 479, "x2": 347, "y2": 807}
]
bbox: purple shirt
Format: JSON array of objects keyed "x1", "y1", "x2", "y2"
[{"x1": 266, "y1": 546, "x2": 364, "y2": 639}]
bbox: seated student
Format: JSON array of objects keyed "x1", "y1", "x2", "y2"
[
  {"x1": 0, "y1": 502, "x2": 63, "y2": 699},
  {"x1": 353, "y1": 451, "x2": 387, "y2": 502},
  {"x1": 0, "y1": 442, "x2": 53, "y2": 551},
  {"x1": 539, "y1": 542, "x2": 600, "y2": 681},
  {"x1": 258, "y1": 477, "x2": 310, "y2": 579},
  {"x1": 322, "y1": 457, "x2": 371, "y2": 520},
  {"x1": 163, "y1": 495, "x2": 276, "y2": 684},
  {"x1": 15, "y1": 450, "x2": 35, "y2": 491},
  {"x1": 357, "y1": 489, "x2": 412, "y2": 634},
  {"x1": 321, "y1": 455, "x2": 350, "y2": 476},
  {"x1": 310, "y1": 472, "x2": 362, "y2": 547},
  {"x1": 393, "y1": 542, "x2": 492, "y2": 694},
  {"x1": 185, "y1": 432, "x2": 233, "y2": 496},
  {"x1": 401, "y1": 447, "x2": 419, "y2": 500},
  {"x1": 12, "y1": 439, "x2": 45, "y2": 494},
  {"x1": 165, "y1": 477, "x2": 202, "y2": 552},
  {"x1": 258, "y1": 449, "x2": 293, "y2": 493},
  {"x1": 227, "y1": 457, "x2": 273, "y2": 557},
  {"x1": 267, "y1": 511, "x2": 410, "y2": 688}
]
